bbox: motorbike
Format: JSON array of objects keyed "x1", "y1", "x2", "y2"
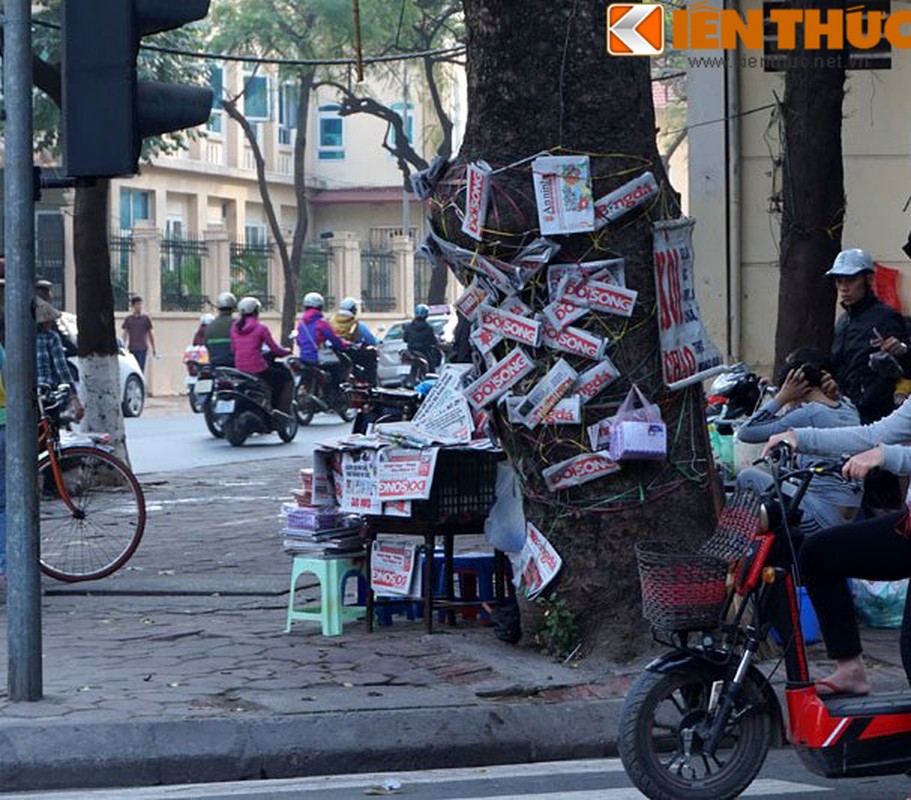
[
  {"x1": 288, "y1": 345, "x2": 376, "y2": 426},
  {"x1": 210, "y1": 357, "x2": 298, "y2": 447},
  {"x1": 618, "y1": 443, "x2": 911, "y2": 799},
  {"x1": 183, "y1": 346, "x2": 224, "y2": 439},
  {"x1": 401, "y1": 349, "x2": 435, "y2": 388},
  {"x1": 347, "y1": 384, "x2": 423, "y2": 435},
  {"x1": 705, "y1": 363, "x2": 764, "y2": 427}
]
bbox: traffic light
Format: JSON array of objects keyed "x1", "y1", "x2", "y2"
[{"x1": 62, "y1": 0, "x2": 214, "y2": 178}]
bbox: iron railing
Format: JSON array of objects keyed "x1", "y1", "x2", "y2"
[
  {"x1": 109, "y1": 233, "x2": 134, "y2": 312},
  {"x1": 230, "y1": 242, "x2": 274, "y2": 310},
  {"x1": 160, "y1": 236, "x2": 208, "y2": 312},
  {"x1": 361, "y1": 250, "x2": 396, "y2": 313}
]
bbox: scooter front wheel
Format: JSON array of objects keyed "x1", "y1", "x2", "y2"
[{"x1": 618, "y1": 667, "x2": 771, "y2": 800}]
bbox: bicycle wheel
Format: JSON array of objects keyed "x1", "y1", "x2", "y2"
[{"x1": 37, "y1": 446, "x2": 146, "y2": 582}]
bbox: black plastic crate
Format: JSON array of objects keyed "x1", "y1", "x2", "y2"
[{"x1": 412, "y1": 448, "x2": 502, "y2": 520}]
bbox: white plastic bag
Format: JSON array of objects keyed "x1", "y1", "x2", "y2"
[
  {"x1": 484, "y1": 463, "x2": 527, "y2": 553},
  {"x1": 608, "y1": 384, "x2": 667, "y2": 461},
  {"x1": 851, "y1": 579, "x2": 908, "y2": 628}
]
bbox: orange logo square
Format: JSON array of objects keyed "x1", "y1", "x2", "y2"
[{"x1": 607, "y1": 4, "x2": 665, "y2": 57}]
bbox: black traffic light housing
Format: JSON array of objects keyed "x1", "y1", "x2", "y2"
[{"x1": 62, "y1": 0, "x2": 214, "y2": 178}]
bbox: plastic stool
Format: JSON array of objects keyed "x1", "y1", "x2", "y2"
[
  {"x1": 434, "y1": 551, "x2": 498, "y2": 622},
  {"x1": 285, "y1": 556, "x2": 366, "y2": 636}
]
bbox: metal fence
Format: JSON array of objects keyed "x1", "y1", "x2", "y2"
[
  {"x1": 298, "y1": 246, "x2": 330, "y2": 306},
  {"x1": 109, "y1": 233, "x2": 134, "y2": 312},
  {"x1": 413, "y1": 254, "x2": 435, "y2": 305},
  {"x1": 160, "y1": 236, "x2": 208, "y2": 312},
  {"x1": 230, "y1": 242, "x2": 273, "y2": 310},
  {"x1": 361, "y1": 250, "x2": 396, "y2": 313}
]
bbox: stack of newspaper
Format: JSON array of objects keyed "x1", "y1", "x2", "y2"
[{"x1": 280, "y1": 503, "x2": 364, "y2": 558}]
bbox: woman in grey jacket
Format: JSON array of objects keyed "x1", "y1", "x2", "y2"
[{"x1": 764, "y1": 399, "x2": 911, "y2": 696}]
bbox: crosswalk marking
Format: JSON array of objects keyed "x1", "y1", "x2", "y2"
[{"x1": 0, "y1": 761, "x2": 832, "y2": 799}]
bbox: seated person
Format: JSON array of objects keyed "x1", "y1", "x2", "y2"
[
  {"x1": 737, "y1": 348, "x2": 862, "y2": 536},
  {"x1": 764, "y1": 398, "x2": 911, "y2": 694}
]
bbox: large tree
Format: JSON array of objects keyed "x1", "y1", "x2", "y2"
[
  {"x1": 429, "y1": 0, "x2": 715, "y2": 657},
  {"x1": 773, "y1": 1, "x2": 847, "y2": 368}
]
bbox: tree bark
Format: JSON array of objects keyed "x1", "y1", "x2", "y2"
[
  {"x1": 73, "y1": 181, "x2": 129, "y2": 464},
  {"x1": 773, "y1": 1, "x2": 846, "y2": 370},
  {"x1": 430, "y1": 0, "x2": 715, "y2": 658}
]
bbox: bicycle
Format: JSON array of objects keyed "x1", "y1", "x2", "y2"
[{"x1": 37, "y1": 384, "x2": 146, "y2": 582}]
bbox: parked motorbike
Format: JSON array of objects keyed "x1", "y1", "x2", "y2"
[
  {"x1": 618, "y1": 442, "x2": 911, "y2": 799},
  {"x1": 347, "y1": 385, "x2": 423, "y2": 435},
  {"x1": 705, "y1": 362, "x2": 764, "y2": 426},
  {"x1": 210, "y1": 358, "x2": 298, "y2": 447},
  {"x1": 288, "y1": 345, "x2": 376, "y2": 426}
]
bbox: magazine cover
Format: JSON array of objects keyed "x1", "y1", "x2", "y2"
[{"x1": 532, "y1": 155, "x2": 595, "y2": 235}]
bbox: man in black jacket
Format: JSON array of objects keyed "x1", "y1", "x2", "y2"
[
  {"x1": 205, "y1": 291, "x2": 237, "y2": 367},
  {"x1": 403, "y1": 304, "x2": 441, "y2": 370},
  {"x1": 828, "y1": 248, "x2": 910, "y2": 425}
]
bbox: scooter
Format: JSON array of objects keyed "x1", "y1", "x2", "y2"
[
  {"x1": 288, "y1": 346, "x2": 376, "y2": 426},
  {"x1": 401, "y1": 348, "x2": 436, "y2": 388},
  {"x1": 210, "y1": 357, "x2": 297, "y2": 447},
  {"x1": 705, "y1": 362, "x2": 764, "y2": 426},
  {"x1": 347, "y1": 384, "x2": 423, "y2": 435},
  {"x1": 618, "y1": 443, "x2": 911, "y2": 800},
  {"x1": 182, "y1": 347, "x2": 224, "y2": 439}
]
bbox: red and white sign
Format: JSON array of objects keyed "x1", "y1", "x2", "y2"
[
  {"x1": 542, "y1": 299, "x2": 588, "y2": 330},
  {"x1": 499, "y1": 294, "x2": 533, "y2": 318},
  {"x1": 455, "y1": 278, "x2": 489, "y2": 321},
  {"x1": 470, "y1": 325, "x2": 503, "y2": 357},
  {"x1": 542, "y1": 451, "x2": 621, "y2": 492},
  {"x1": 547, "y1": 259, "x2": 626, "y2": 297},
  {"x1": 594, "y1": 171, "x2": 659, "y2": 229},
  {"x1": 465, "y1": 347, "x2": 535, "y2": 409},
  {"x1": 513, "y1": 359, "x2": 578, "y2": 429},
  {"x1": 462, "y1": 161, "x2": 492, "y2": 241},
  {"x1": 559, "y1": 276, "x2": 638, "y2": 318},
  {"x1": 466, "y1": 254, "x2": 512, "y2": 294},
  {"x1": 377, "y1": 447, "x2": 438, "y2": 501},
  {"x1": 479, "y1": 304, "x2": 542, "y2": 348},
  {"x1": 340, "y1": 450, "x2": 381, "y2": 515},
  {"x1": 383, "y1": 500, "x2": 412, "y2": 518},
  {"x1": 574, "y1": 358, "x2": 621, "y2": 404},
  {"x1": 653, "y1": 217, "x2": 725, "y2": 389},
  {"x1": 544, "y1": 396, "x2": 582, "y2": 424},
  {"x1": 541, "y1": 320, "x2": 607, "y2": 360},
  {"x1": 370, "y1": 541, "x2": 421, "y2": 597},
  {"x1": 517, "y1": 522, "x2": 563, "y2": 600}
]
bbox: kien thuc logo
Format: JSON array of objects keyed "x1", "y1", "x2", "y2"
[{"x1": 607, "y1": 3, "x2": 665, "y2": 56}]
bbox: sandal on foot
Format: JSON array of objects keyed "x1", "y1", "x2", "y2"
[{"x1": 815, "y1": 679, "x2": 870, "y2": 698}]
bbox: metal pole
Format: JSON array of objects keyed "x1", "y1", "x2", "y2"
[
  {"x1": 4, "y1": 0, "x2": 43, "y2": 700},
  {"x1": 401, "y1": 62, "x2": 411, "y2": 242}
]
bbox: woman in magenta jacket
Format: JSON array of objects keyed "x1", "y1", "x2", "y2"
[{"x1": 230, "y1": 296, "x2": 292, "y2": 416}]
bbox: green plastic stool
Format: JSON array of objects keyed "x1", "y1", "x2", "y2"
[{"x1": 285, "y1": 555, "x2": 365, "y2": 636}]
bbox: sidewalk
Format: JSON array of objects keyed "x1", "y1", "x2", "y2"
[{"x1": 0, "y1": 456, "x2": 906, "y2": 792}]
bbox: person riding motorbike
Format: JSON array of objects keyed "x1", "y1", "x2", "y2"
[
  {"x1": 329, "y1": 297, "x2": 377, "y2": 346},
  {"x1": 329, "y1": 297, "x2": 377, "y2": 385},
  {"x1": 403, "y1": 303, "x2": 441, "y2": 371},
  {"x1": 230, "y1": 296, "x2": 292, "y2": 422},
  {"x1": 192, "y1": 313, "x2": 215, "y2": 347},
  {"x1": 205, "y1": 292, "x2": 237, "y2": 368},
  {"x1": 763, "y1": 398, "x2": 911, "y2": 696},
  {"x1": 736, "y1": 348, "x2": 862, "y2": 535}
]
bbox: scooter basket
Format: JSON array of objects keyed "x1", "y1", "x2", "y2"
[{"x1": 636, "y1": 540, "x2": 729, "y2": 631}]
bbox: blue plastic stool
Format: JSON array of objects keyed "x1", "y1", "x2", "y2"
[{"x1": 285, "y1": 555, "x2": 367, "y2": 636}]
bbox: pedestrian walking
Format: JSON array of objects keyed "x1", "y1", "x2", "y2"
[{"x1": 121, "y1": 295, "x2": 157, "y2": 373}]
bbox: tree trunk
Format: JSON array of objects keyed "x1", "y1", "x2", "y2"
[
  {"x1": 287, "y1": 68, "x2": 316, "y2": 338},
  {"x1": 73, "y1": 181, "x2": 129, "y2": 464},
  {"x1": 430, "y1": 0, "x2": 715, "y2": 658},
  {"x1": 773, "y1": 1, "x2": 846, "y2": 370}
]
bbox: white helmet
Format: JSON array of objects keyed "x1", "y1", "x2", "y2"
[
  {"x1": 199, "y1": 313, "x2": 215, "y2": 326},
  {"x1": 826, "y1": 248, "x2": 875, "y2": 277},
  {"x1": 303, "y1": 291, "x2": 324, "y2": 309},
  {"x1": 216, "y1": 291, "x2": 237, "y2": 310},
  {"x1": 340, "y1": 296, "x2": 358, "y2": 313},
  {"x1": 237, "y1": 296, "x2": 262, "y2": 316}
]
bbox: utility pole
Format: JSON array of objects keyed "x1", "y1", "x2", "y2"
[
  {"x1": 402, "y1": 62, "x2": 411, "y2": 243},
  {"x1": 4, "y1": 0, "x2": 43, "y2": 701}
]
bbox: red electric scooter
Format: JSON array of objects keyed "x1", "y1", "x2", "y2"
[{"x1": 618, "y1": 443, "x2": 911, "y2": 800}]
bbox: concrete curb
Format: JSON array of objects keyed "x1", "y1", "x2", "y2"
[{"x1": 0, "y1": 699, "x2": 624, "y2": 792}]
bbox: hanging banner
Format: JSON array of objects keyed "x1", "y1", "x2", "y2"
[
  {"x1": 461, "y1": 161, "x2": 492, "y2": 241},
  {"x1": 479, "y1": 304, "x2": 543, "y2": 348},
  {"x1": 593, "y1": 171, "x2": 659, "y2": 230},
  {"x1": 542, "y1": 451, "x2": 621, "y2": 492},
  {"x1": 574, "y1": 358, "x2": 621, "y2": 404},
  {"x1": 547, "y1": 259, "x2": 626, "y2": 298},
  {"x1": 464, "y1": 347, "x2": 535, "y2": 409},
  {"x1": 517, "y1": 523, "x2": 563, "y2": 600},
  {"x1": 653, "y1": 217, "x2": 726, "y2": 389}
]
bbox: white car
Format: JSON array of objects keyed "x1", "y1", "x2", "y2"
[
  {"x1": 376, "y1": 314, "x2": 456, "y2": 387},
  {"x1": 57, "y1": 312, "x2": 147, "y2": 417}
]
